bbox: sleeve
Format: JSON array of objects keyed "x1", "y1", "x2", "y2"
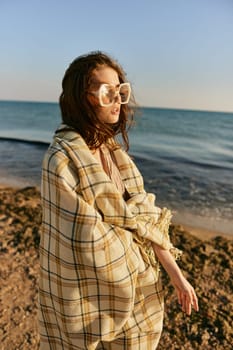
[
  {"x1": 115, "y1": 149, "x2": 178, "y2": 254},
  {"x1": 126, "y1": 191, "x2": 182, "y2": 259},
  {"x1": 40, "y1": 149, "x2": 140, "y2": 342}
]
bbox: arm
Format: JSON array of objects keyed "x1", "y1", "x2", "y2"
[{"x1": 152, "y1": 243, "x2": 199, "y2": 315}]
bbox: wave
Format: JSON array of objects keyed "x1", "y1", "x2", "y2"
[
  {"x1": 162, "y1": 155, "x2": 233, "y2": 171},
  {"x1": 0, "y1": 136, "x2": 50, "y2": 147},
  {"x1": 134, "y1": 152, "x2": 233, "y2": 173}
]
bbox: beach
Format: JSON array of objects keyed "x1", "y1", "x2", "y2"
[
  {"x1": 0, "y1": 102, "x2": 232, "y2": 348},
  {"x1": 0, "y1": 185, "x2": 232, "y2": 349}
]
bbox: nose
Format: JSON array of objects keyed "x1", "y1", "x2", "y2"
[{"x1": 114, "y1": 91, "x2": 121, "y2": 104}]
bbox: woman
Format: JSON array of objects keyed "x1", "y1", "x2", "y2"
[{"x1": 39, "y1": 51, "x2": 198, "y2": 349}]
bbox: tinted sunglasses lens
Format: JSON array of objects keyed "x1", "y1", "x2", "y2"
[
  {"x1": 100, "y1": 85, "x2": 115, "y2": 106},
  {"x1": 119, "y1": 84, "x2": 130, "y2": 103}
]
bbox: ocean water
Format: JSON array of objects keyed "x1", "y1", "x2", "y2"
[{"x1": 0, "y1": 100, "x2": 232, "y2": 234}]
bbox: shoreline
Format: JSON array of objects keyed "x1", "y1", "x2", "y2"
[
  {"x1": 1, "y1": 183, "x2": 231, "y2": 241},
  {"x1": 172, "y1": 212, "x2": 233, "y2": 240},
  {"x1": 172, "y1": 221, "x2": 232, "y2": 241}
]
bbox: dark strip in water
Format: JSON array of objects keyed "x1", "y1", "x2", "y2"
[
  {"x1": 0, "y1": 136, "x2": 50, "y2": 147},
  {"x1": 134, "y1": 153, "x2": 233, "y2": 172}
]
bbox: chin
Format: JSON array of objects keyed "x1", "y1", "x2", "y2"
[
  {"x1": 99, "y1": 111, "x2": 120, "y2": 124},
  {"x1": 109, "y1": 114, "x2": 120, "y2": 123}
]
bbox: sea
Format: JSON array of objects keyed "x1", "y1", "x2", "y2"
[{"x1": 0, "y1": 100, "x2": 232, "y2": 235}]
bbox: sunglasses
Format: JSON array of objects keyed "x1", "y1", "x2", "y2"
[{"x1": 88, "y1": 82, "x2": 131, "y2": 107}]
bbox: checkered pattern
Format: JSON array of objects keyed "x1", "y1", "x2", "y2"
[{"x1": 39, "y1": 126, "x2": 176, "y2": 349}]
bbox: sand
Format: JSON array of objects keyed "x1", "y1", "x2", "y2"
[{"x1": 0, "y1": 186, "x2": 232, "y2": 349}]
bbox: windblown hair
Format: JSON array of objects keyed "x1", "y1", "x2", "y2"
[{"x1": 59, "y1": 51, "x2": 136, "y2": 150}]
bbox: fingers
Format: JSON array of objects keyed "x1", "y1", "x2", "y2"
[
  {"x1": 180, "y1": 293, "x2": 192, "y2": 315},
  {"x1": 176, "y1": 287, "x2": 199, "y2": 315},
  {"x1": 185, "y1": 294, "x2": 192, "y2": 315},
  {"x1": 191, "y1": 289, "x2": 199, "y2": 312},
  {"x1": 180, "y1": 292, "x2": 191, "y2": 315},
  {"x1": 173, "y1": 276, "x2": 199, "y2": 315},
  {"x1": 177, "y1": 290, "x2": 182, "y2": 306}
]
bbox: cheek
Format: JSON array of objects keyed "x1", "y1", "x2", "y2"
[
  {"x1": 96, "y1": 107, "x2": 112, "y2": 122},
  {"x1": 88, "y1": 94, "x2": 99, "y2": 107}
]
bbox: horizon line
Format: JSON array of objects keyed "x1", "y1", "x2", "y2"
[{"x1": 0, "y1": 98, "x2": 232, "y2": 114}]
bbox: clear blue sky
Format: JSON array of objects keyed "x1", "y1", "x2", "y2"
[{"x1": 1, "y1": 0, "x2": 233, "y2": 112}]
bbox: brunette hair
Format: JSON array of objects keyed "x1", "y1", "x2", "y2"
[{"x1": 59, "y1": 51, "x2": 136, "y2": 150}]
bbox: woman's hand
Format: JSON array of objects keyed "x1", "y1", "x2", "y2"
[
  {"x1": 170, "y1": 273, "x2": 199, "y2": 315},
  {"x1": 152, "y1": 243, "x2": 199, "y2": 315}
]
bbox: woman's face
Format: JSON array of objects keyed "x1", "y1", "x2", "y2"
[{"x1": 88, "y1": 66, "x2": 121, "y2": 124}]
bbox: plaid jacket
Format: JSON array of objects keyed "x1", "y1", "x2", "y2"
[{"x1": 39, "y1": 126, "x2": 177, "y2": 349}]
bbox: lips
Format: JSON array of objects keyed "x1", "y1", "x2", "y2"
[{"x1": 111, "y1": 107, "x2": 120, "y2": 115}]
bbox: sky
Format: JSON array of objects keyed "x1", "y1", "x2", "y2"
[{"x1": 0, "y1": 0, "x2": 233, "y2": 112}]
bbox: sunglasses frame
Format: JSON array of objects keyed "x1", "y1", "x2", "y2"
[{"x1": 89, "y1": 82, "x2": 131, "y2": 107}]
